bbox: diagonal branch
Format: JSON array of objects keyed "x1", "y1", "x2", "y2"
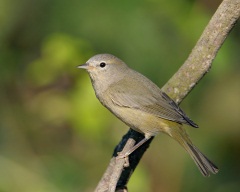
[
  {"x1": 95, "y1": 0, "x2": 240, "y2": 191},
  {"x1": 163, "y1": 0, "x2": 240, "y2": 102}
]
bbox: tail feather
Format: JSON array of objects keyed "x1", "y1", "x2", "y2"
[
  {"x1": 186, "y1": 143, "x2": 219, "y2": 177},
  {"x1": 169, "y1": 125, "x2": 219, "y2": 176}
]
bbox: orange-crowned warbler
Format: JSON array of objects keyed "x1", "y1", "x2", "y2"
[{"x1": 78, "y1": 54, "x2": 218, "y2": 176}]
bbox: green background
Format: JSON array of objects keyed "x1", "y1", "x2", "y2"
[{"x1": 0, "y1": 0, "x2": 240, "y2": 191}]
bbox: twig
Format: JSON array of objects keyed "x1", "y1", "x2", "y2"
[{"x1": 95, "y1": 0, "x2": 240, "y2": 191}]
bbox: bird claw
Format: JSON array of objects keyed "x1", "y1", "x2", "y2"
[{"x1": 116, "y1": 152, "x2": 130, "y2": 167}]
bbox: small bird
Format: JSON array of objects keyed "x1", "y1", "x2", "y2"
[{"x1": 78, "y1": 53, "x2": 219, "y2": 176}]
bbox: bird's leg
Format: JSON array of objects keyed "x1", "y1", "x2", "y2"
[{"x1": 117, "y1": 137, "x2": 150, "y2": 159}]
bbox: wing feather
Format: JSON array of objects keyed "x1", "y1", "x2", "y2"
[{"x1": 106, "y1": 77, "x2": 198, "y2": 127}]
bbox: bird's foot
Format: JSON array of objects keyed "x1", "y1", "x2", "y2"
[{"x1": 116, "y1": 152, "x2": 130, "y2": 167}]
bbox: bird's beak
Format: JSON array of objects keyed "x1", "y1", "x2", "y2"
[{"x1": 77, "y1": 63, "x2": 88, "y2": 70}]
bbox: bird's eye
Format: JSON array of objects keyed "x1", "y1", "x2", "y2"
[{"x1": 99, "y1": 62, "x2": 106, "y2": 68}]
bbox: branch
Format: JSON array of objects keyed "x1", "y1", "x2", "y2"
[
  {"x1": 95, "y1": 0, "x2": 240, "y2": 191},
  {"x1": 163, "y1": 0, "x2": 240, "y2": 102}
]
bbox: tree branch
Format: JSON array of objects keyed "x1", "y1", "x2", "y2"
[{"x1": 95, "y1": 0, "x2": 240, "y2": 191}]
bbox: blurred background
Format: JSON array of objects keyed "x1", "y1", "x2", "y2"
[{"x1": 0, "y1": 0, "x2": 240, "y2": 191}]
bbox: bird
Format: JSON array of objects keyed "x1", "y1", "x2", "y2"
[{"x1": 78, "y1": 53, "x2": 219, "y2": 176}]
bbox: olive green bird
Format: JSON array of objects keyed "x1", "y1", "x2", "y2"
[{"x1": 78, "y1": 53, "x2": 219, "y2": 177}]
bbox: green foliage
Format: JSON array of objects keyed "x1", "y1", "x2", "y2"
[{"x1": 0, "y1": 0, "x2": 240, "y2": 191}]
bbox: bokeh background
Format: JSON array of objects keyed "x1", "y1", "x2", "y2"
[{"x1": 0, "y1": 0, "x2": 240, "y2": 191}]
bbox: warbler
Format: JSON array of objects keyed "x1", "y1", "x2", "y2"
[{"x1": 78, "y1": 53, "x2": 218, "y2": 176}]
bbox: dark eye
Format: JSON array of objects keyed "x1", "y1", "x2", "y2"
[{"x1": 99, "y1": 62, "x2": 106, "y2": 68}]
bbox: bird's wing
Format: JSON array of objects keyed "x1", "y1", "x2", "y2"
[{"x1": 107, "y1": 78, "x2": 198, "y2": 127}]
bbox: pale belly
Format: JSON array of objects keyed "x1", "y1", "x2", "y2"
[{"x1": 110, "y1": 105, "x2": 175, "y2": 138}]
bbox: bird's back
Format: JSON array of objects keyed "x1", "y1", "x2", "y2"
[{"x1": 103, "y1": 68, "x2": 198, "y2": 128}]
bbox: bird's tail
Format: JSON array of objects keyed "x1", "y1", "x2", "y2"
[
  {"x1": 170, "y1": 126, "x2": 219, "y2": 177},
  {"x1": 184, "y1": 142, "x2": 219, "y2": 176}
]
